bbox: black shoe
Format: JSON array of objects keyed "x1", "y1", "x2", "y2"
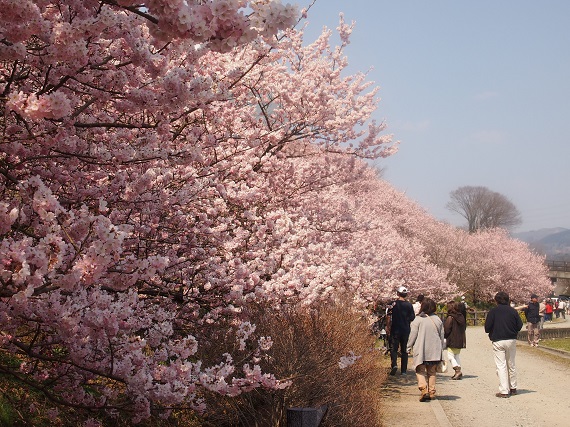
[
  {"x1": 510, "y1": 389, "x2": 517, "y2": 395},
  {"x1": 495, "y1": 393, "x2": 509, "y2": 398},
  {"x1": 390, "y1": 366, "x2": 397, "y2": 376}
]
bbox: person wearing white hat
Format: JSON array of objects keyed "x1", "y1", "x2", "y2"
[{"x1": 388, "y1": 285, "x2": 415, "y2": 375}]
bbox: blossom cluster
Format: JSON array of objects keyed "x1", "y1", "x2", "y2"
[
  {"x1": 338, "y1": 351, "x2": 361, "y2": 369},
  {"x1": 134, "y1": 0, "x2": 299, "y2": 51},
  {"x1": 7, "y1": 92, "x2": 73, "y2": 120}
]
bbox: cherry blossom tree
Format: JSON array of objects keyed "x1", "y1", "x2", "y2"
[
  {"x1": 254, "y1": 152, "x2": 453, "y2": 306},
  {"x1": 357, "y1": 183, "x2": 552, "y2": 304},
  {"x1": 0, "y1": 1, "x2": 403, "y2": 421},
  {"x1": 410, "y1": 220, "x2": 551, "y2": 304},
  {"x1": 451, "y1": 228, "x2": 551, "y2": 303}
]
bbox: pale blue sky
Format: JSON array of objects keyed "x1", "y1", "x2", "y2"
[{"x1": 301, "y1": 0, "x2": 570, "y2": 232}]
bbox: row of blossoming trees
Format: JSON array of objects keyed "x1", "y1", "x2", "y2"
[{"x1": 0, "y1": 0, "x2": 551, "y2": 423}]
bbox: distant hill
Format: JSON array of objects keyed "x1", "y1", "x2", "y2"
[{"x1": 512, "y1": 228, "x2": 570, "y2": 260}]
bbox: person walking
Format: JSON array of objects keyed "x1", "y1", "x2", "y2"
[
  {"x1": 407, "y1": 297, "x2": 445, "y2": 402},
  {"x1": 484, "y1": 291, "x2": 523, "y2": 398},
  {"x1": 558, "y1": 299, "x2": 566, "y2": 319},
  {"x1": 413, "y1": 294, "x2": 424, "y2": 316},
  {"x1": 444, "y1": 301, "x2": 466, "y2": 380},
  {"x1": 539, "y1": 298, "x2": 546, "y2": 330},
  {"x1": 545, "y1": 299, "x2": 554, "y2": 322},
  {"x1": 522, "y1": 294, "x2": 541, "y2": 347},
  {"x1": 389, "y1": 286, "x2": 415, "y2": 376}
]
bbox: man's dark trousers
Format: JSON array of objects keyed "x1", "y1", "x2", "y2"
[{"x1": 390, "y1": 333, "x2": 409, "y2": 373}]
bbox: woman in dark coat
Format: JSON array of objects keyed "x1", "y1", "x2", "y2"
[{"x1": 444, "y1": 301, "x2": 466, "y2": 380}]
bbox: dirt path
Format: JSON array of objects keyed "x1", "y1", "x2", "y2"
[{"x1": 380, "y1": 320, "x2": 570, "y2": 427}]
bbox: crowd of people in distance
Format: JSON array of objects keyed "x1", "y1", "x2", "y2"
[{"x1": 513, "y1": 295, "x2": 568, "y2": 346}]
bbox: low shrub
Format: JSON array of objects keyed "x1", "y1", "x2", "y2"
[
  {"x1": 197, "y1": 299, "x2": 386, "y2": 426},
  {"x1": 0, "y1": 300, "x2": 386, "y2": 426}
]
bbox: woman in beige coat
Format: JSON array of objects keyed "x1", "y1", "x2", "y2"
[{"x1": 407, "y1": 297, "x2": 445, "y2": 401}]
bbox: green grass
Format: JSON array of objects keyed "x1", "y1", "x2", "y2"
[{"x1": 540, "y1": 337, "x2": 570, "y2": 352}]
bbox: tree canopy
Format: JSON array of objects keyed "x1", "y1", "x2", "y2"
[{"x1": 446, "y1": 186, "x2": 522, "y2": 233}]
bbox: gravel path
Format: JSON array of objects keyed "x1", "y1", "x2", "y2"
[{"x1": 380, "y1": 319, "x2": 570, "y2": 427}]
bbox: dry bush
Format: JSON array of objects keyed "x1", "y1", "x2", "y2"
[
  {"x1": 198, "y1": 299, "x2": 387, "y2": 427},
  {"x1": 1, "y1": 300, "x2": 387, "y2": 426}
]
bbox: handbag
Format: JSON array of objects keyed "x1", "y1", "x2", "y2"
[
  {"x1": 428, "y1": 315, "x2": 448, "y2": 373},
  {"x1": 436, "y1": 354, "x2": 448, "y2": 373}
]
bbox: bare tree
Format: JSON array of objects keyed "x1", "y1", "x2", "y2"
[{"x1": 446, "y1": 186, "x2": 522, "y2": 233}]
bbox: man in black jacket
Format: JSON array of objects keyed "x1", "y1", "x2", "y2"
[
  {"x1": 484, "y1": 291, "x2": 523, "y2": 398},
  {"x1": 522, "y1": 294, "x2": 540, "y2": 347},
  {"x1": 389, "y1": 286, "x2": 415, "y2": 375}
]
